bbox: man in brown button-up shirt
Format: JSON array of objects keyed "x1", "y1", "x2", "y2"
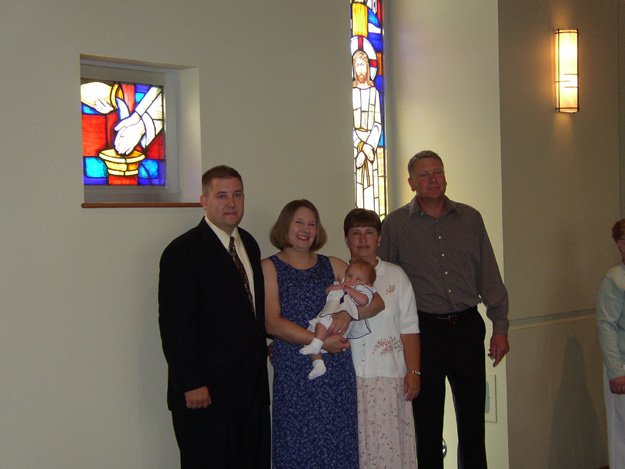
[{"x1": 379, "y1": 150, "x2": 509, "y2": 469}]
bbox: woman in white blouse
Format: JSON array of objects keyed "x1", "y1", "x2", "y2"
[{"x1": 342, "y1": 208, "x2": 421, "y2": 468}]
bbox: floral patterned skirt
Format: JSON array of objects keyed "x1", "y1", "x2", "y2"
[{"x1": 357, "y1": 376, "x2": 417, "y2": 468}]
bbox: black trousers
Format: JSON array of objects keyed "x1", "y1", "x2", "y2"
[
  {"x1": 413, "y1": 309, "x2": 487, "y2": 469},
  {"x1": 171, "y1": 384, "x2": 270, "y2": 469}
]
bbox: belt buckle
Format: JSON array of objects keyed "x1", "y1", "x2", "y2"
[{"x1": 447, "y1": 315, "x2": 459, "y2": 324}]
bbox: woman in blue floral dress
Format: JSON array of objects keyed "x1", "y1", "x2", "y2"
[{"x1": 262, "y1": 200, "x2": 383, "y2": 468}]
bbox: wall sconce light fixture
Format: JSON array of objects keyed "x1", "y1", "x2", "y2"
[{"x1": 555, "y1": 29, "x2": 579, "y2": 113}]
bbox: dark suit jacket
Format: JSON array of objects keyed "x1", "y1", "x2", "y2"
[{"x1": 158, "y1": 219, "x2": 269, "y2": 417}]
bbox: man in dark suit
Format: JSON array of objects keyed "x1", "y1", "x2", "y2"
[{"x1": 158, "y1": 165, "x2": 270, "y2": 468}]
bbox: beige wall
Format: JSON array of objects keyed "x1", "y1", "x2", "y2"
[
  {"x1": 389, "y1": 1, "x2": 620, "y2": 468},
  {"x1": 499, "y1": 0, "x2": 619, "y2": 467},
  {"x1": 0, "y1": 2, "x2": 353, "y2": 467},
  {"x1": 388, "y1": 1, "x2": 508, "y2": 467},
  {"x1": 1, "y1": 0, "x2": 620, "y2": 467}
]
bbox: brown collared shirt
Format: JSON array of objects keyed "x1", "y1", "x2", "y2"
[{"x1": 379, "y1": 196, "x2": 509, "y2": 335}]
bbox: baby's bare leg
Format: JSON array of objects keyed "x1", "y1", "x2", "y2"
[
  {"x1": 314, "y1": 322, "x2": 329, "y2": 341},
  {"x1": 300, "y1": 320, "x2": 330, "y2": 356}
]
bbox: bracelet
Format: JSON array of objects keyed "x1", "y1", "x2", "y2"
[{"x1": 408, "y1": 370, "x2": 421, "y2": 376}]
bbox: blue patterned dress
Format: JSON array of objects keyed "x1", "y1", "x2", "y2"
[{"x1": 270, "y1": 254, "x2": 359, "y2": 469}]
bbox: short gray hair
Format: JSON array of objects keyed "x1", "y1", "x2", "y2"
[{"x1": 407, "y1": 150, "x2": 444, "y2": 177}]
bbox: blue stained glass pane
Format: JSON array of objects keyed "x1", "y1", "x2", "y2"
[
  {"x1": 375, "y1": 76, "x2": 385, "y2": 91},
  {"x1": 139, "y1": 159, "x2": 159, "y2": 178},
  {"x1": 138, "y1": 178, "x2": 161, "y2": 186},
  {"x1": 116, "y1": 97, "x2": 128, "y2": 117},
  {"x1": 379, "y1": 131, "x2": 384, "y2": 147},
  {"x1": 84, "y1": 157, "x2": 108, "y2": 178},
  {"x1": 84, "y1": 176, "x2": 109, "y2": 185},
  {"x1": 135, "y1": 84, "x2": 151, "y2": 93},
  {"x1": 82, "y1": 104, "x2": 99, "y2": 115},
  {"x1": 368, "y1": 9, "x2": 380, "y2": 27},
  {"x1": 135, "y1": 92, "x2": 146, "y2": 103},
  {"x1": 368, "y1": 33, "x2": 383, "y2": 52},
  {"x1": 138, "y1": 160, "x2": 164, "y2": 185}
]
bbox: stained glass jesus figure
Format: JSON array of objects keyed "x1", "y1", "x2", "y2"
[{"x1": 352, "y1": 49, "x2": 382, "y2": 213}]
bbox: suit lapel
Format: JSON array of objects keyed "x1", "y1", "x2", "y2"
[{"x1": 197, "y1": 220, "x2": 255, "y2": 316}]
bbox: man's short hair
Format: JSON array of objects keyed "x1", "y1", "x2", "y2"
[
  {"x1": 343, "y1": 208, "x2": 382, "y2": 237},
  {"x1": 612, "y1": 219, "x2": 625, "y2": 242},
  {"x1": 347, "y1": 258, "x2": 377, "y2": 285},
  {"x1": 201, "y1": 166, "x2": 243, "y2": 195},
  {"x1": 269, "y1": 199, "x2": 328, "y2": 251},
  {"x1": 407, "y1": 150, "x2": 444, "y2": 178}
]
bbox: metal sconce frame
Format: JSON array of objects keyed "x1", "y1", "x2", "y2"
[{"x1": 555, "y1": 29, "x2": 579, "y2": 113}]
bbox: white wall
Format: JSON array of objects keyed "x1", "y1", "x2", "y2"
[
  {"x1": 3, "y1": 1, "x2": 619, "y2": 467},
  {"x1": 388, "y1": 1, "x2": 508, "y2": 467},
  {"x1": 0, "y1": 2, "x2": 353, "y2": 467},
  {"x1": 499, "y1": 0, "x2": 618, "y2": 467},
  {"x1": 389, "y1": 2, "x2": 620, "y2": 467}
]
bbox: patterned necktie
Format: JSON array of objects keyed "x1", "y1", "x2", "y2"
[{"x1": 229, "y1": 236, "x2": 254, "y2": 308}]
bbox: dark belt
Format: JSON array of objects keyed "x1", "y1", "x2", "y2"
[{"x1": 417, "y1": 305, "x2": 478, "y2": 324}]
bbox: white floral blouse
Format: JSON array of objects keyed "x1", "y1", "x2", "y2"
[{"x1": 350, "y1": 258, "x2": 419, "y2": 378}]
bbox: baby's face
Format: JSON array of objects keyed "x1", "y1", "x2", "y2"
[{"x1": 343, "y1": 266, "x2": 371, "y2": 287}]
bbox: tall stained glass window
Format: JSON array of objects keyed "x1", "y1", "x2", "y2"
[
  {"x1": 81, "y1": 79, "x2": 165, "y2": 187},
  {"x1": 351, "y1": 0, "x2": 386, "y2": 218}
]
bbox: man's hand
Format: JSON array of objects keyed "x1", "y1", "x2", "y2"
[
  {"x1": 609, "y1": 376, "x2": 625, "y2": 395},
  {"x1": 488, "y1": 334, "x2": 510, "y2": 367},
  {"x1": 184, "y1": 386, "x2": 211, "y2": 409}
]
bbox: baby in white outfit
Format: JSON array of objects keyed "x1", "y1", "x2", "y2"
[{"x1": 300, "y1": 259, "x2": 376, "y2": 379}]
